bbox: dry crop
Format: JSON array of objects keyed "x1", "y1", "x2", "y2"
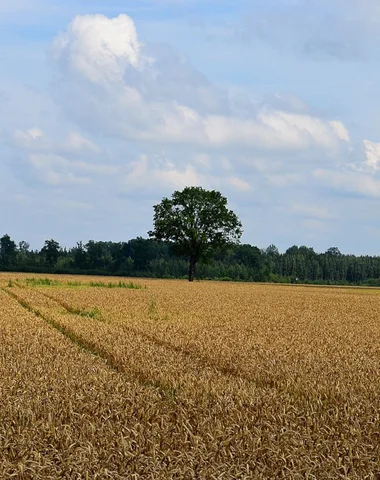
[{"x1": 1, "y1": 272, "x2": 380, "y2": 479}]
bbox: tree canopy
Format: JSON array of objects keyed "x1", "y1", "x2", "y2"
[
  {"x1": 41, "y1": 239, "x2": 61, "y2": 267},
  {"x1": 149, "y1": 187, "x2": 243, "y2": 281},
  {"x1": 0, "y1": 234, "x2": 17, "y2": 267}
]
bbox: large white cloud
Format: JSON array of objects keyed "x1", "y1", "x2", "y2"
[
  {"x1": 51, "y1": 14, "x2": 143, "y2": 85},
  {"x1": 50, "y1": 14, "x2": 350, "y2": 152}
]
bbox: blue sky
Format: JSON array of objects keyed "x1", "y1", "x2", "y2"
[{"x1": 2, "y1": 0, "x2": 380, "y2": 254}]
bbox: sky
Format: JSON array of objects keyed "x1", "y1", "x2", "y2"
[{"x1": 2, "y1": 0, "x2": 380, "y2": 254}]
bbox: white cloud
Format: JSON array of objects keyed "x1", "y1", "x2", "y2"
[
  {"x1": 26, "y1": 128, "x2": 43, "y2": 140},
  {"x1": 313, "y1": 169, "x2": 380, "y2": 198},
  {"x1": 201, "y1": 111, "x2": 346, "y2": 150},
  {"x1": 29, "y1": 154, "x2": 91, "y2": 185},
  {"x1": 11, "y1": 128, "x2": 101, "y2": 155},
  {"x1": 50, "y1": 13, "x2": 350, "y2": 152},
  {"x1": 27, "y1": 151, "x2": 118, "y2": 186},
  {"x1": 12, "y1": 128, "x2": 44, "y2": 148},
  {"x1": 124, "y1": 154, "x2": 205, "y2": 191},
  {"x1": 364, "y1": 139, "x2": 380, "y2": 169},
  {"x1": 66, "y1": 132, "x2": 101, "y2": 153},
  {"x1": 51, "y1": 14, "x2": 144, "y2": 86},
  {"x1": 329, "y1": 120, "x2": 350, "y2": 142}
]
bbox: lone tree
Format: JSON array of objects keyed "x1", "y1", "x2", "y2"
[{"x1": 149, "y1": 187, "x2": 243, "y2": 282}]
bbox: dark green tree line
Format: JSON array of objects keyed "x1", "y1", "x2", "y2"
[{"x1": 1, "y1": 232, "x2": 380, "y2": 285}]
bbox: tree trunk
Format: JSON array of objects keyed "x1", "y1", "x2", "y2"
[{"x1": 188, "y1": 254, "x2": 196, "y2": 282}]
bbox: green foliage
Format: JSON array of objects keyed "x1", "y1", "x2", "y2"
[
  {"x1": 41, "y1": 239, "x2": 61, "y2": 267},
  {"x1": 67, "y1": 281, "x2": 83, "y2": 287},
  {"x1": 24, "y1": 278, "x2": 143, "y2": 289},
  {"x1": 149, "y1": 187, "x2": 242, "y2": 281},
  {"x1": 325, "y1": 246, "x2": 342, "y2": 256},
  {"x1": 25, "y1": 277, "x2": 61, "y2": 286},
  {"x1": 66, "y1": 305, "x2": 102, "y2": 320},
  {"x1": 0, "y1": 234, "x2": 17, "y2": 267}
]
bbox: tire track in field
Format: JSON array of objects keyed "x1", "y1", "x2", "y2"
[
  {"x1": 1, "y1": 286, "x2": 183, "y2": 398},
  {"x1": 5, "y1": 285, "x2": 335, "y2": 407},
  {"x1": 1, "y1": 286, "x2": 121, "y2": 369},
  {"x1": 35, "y1": 287, "x2": 278, "y2": 390}
]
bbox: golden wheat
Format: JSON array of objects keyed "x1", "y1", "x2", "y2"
[{"x1": 1, "y1": 273, "x2": 380, "y2": 478}]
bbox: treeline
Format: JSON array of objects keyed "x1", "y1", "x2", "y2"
[{"x1": 1, "y1": 234, "x2": 380, "y2": 285}]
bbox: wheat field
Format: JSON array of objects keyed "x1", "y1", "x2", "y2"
[{"x1": 0, "y1": 273, "x2": 380, "y2": 479}]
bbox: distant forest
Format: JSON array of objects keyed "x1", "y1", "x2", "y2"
[{"x1": 1, "y1": 233, "x2": 380, "y2": 286}]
